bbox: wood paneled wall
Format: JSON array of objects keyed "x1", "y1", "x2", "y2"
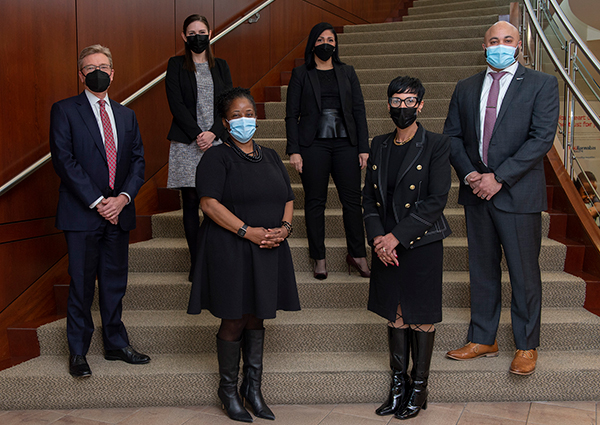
[{"x1": 0, "y1": 0, "x2": 402, "y2": 362}]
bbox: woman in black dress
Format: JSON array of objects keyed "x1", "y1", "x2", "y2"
[
  {"x1": 362, "y1": 76, "x2": 452, "y2": 420},
  {"x1": 165, "y1": 14, "x2": 232, "y2": 281},
  {"x1": 188, "y1": 87, "x2": 300, "y2": 423},
  {"x1": 285, "y1": 22, "x2": 370, "y2": 279}
]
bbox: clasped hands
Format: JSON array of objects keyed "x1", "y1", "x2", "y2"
[
  {"x1": 467, "y1": 172, "x2": 502, "y2": 201},
  {"x1": 196, "y1": 131, "x2": 216, "y2": 151},
  {"x1": 373, "y1": 234, "x2": 400, "y2": 266},
  {"x1": 245, "y1": 226, "x2": 289, "y2": 249},
  {"x1": 96, "y1": 194, "x2": 128, "y2": 225}
]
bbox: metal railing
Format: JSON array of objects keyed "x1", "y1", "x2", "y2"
[
  {"x1": 522, "y1": 0, "x2": 600, "y2": 216},
  {"x1": 0, "y1": 0, "x2": 276, "y2": 198}
]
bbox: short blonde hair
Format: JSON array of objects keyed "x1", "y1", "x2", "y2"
[{"x1": 78, "y1": 44, "x2": 113, "y2": 70}]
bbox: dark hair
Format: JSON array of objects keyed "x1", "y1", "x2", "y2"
[
  {"x1": 217, "y1": 87, "x2": 257, "y2": 119},
  {"x1": 575, "y1": 171, "x2": 597, "y2": 192},
  {"x1": 387, "y1": 76, "x2": 426, "y2": 101},
  {"x1": 183, "y1": 14, "x2": 215, "y2": 72},
  {"x1": 304, "y1": 22, "x2": 344, "y2": 69}
]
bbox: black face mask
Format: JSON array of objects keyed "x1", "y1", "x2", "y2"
[
  {"x1": 389, "y1": 106, "x2": 418, "y2": 129},
  {"x1": 314, "y1": 43, "x2": 335, "y2": 61},
  {"x1": 186, "y1": 34, "x2": 209, "y2": 54},
  {"x1": 85, "y1": 69, "x2": 111, "y2": 93}
]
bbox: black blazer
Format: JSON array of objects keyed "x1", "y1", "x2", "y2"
[
  {"x1": 285, "y1": 63, "x2": 369, "y2": 155},
  {"x1": 444, "y1": 63, "x2": 559, "y2": 213},
  {"x1": 165, "y1": 55, "x2": 233, "y2": 144},
  {"x1": 362, "y1": 124, "x2": 452, "y2": 250}
]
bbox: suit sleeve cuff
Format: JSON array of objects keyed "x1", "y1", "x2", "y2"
[{"x1": 89, "y1": 196, "x2": 104, "y2": 209}]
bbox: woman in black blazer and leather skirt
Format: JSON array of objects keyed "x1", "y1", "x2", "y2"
[
  {"x1": 166, "y1": 14, "x2": 232, "y2": 281},
  {"x1": 286, "y1": 22, "x2": 370, "y2": 279},
  {"x1": 363, "y1": 76, "x2": 452, "y2": 420}
]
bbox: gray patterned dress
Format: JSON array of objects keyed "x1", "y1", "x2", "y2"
[{"x1": 167, "y1": 61, "x2": 221, "y2": 188}]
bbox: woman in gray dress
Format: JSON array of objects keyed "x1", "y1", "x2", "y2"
[{"x1": 166, "y1": 14, "x2": 233, "y2": 280}]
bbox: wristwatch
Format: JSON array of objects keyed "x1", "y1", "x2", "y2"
[
  {"x1": 494, "y1": 174, "x2": 504, "y2": 184},
  {"x1": 237, "y1": 224, "x2": 248, "y2": 238}
]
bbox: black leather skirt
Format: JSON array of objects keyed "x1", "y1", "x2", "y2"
[{"x1": 316, "y1": 108, "x2": 348, "y2": 139}]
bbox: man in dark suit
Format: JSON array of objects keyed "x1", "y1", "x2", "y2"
[
  {"x1": 443, "y1": 22, "x2": 559, "y2": 375},
  {"x1": 50, "y1": 45, "x2": 149, "y2": 377}
]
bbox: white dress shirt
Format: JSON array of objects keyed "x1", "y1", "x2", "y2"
[{"x1": 84, "y1": 90, "x2": 130, "y2": 208}]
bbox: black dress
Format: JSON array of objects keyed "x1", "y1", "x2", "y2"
[{"x1": 187, "y1": 142, "x2": 301, "y2": 319}]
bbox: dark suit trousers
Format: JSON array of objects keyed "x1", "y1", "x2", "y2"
[
  {"x1": 64, "y1": 221, "x2": 131, "y2": 355},
  {"x1": 465, "y1": 202, "x2": 542, "y2": 350},
  {"x1": 300, "y1": 138, "x2": 366, "y2": 260}
]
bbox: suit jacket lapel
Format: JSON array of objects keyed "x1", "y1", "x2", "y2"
[
  {"x1": 188, "y1": 67, "x2": 197, "y2": 104},
  {"x1": 493, "y1": 63, "x2": 525, "y2": 134},
  {"x1": 307, "y1": 68, "x2": 321, "y2": 112},
  {"x1": 472, "y1": 71, "x2": 486, "y2": 143},
  {"x1": 76, "y1": 92, "x2": 107, "y2": 163},
  {"x1": 111, "y1": 100, "x2": 125, "y2": 163}
]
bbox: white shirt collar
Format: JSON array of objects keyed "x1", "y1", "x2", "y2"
[
  {"x1": 84, "y1": 89, "x2": 110, "y2": 107},
  {"x1": 485, "y1": 60, "x2": 519, "y2": 78}
]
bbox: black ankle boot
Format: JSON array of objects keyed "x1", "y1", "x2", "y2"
[
  {"x1": 375, "y1": 327, "x2": 411, "y2": 416},
  {"x1": 395, "y1": 329, "x2": 435, "y2": 420},
  {"x1": 240, "y1": 329, "x2": 275, "y2": 420},
  {"x1": 216, "y1": 337, "x2": 253, "y2": 423}
]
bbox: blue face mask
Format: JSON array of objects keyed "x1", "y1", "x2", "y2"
[
  {"x1": 485, "y1": 45, "x2": 518, "y2": 69},
  {"x1": 227, "y1": 117, "x2": 256, "y2": 143}
]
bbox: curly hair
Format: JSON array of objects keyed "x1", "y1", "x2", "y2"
[{"x1": 216, "y1": 87, "x2": 257, "y2": 119}]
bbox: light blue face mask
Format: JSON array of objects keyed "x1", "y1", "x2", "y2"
[
  {"x1": 227, "y1": 117, "x2": 256, "y2": 143},
  {"x1": 485, "y1": 45, "x2": 518, "y2": 69}
]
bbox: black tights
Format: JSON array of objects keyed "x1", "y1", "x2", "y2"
[
  {"x1": 181, "y1": 188, "x2": 200, "y2": 270},
  {"x1": 218, "y1": 315, "x2": 264, "y2": 342}
]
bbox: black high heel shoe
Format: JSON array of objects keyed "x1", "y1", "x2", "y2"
[
  {"x1": 313, "y1": 259, "x2": 328, "y2": 280},
  {"x1": 346, "y1": 254, "x2": 371, "y2": 278}
]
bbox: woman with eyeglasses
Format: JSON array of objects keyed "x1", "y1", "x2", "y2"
[
  {"x1": 165, "y1": 14, "x2": 233, "y2": 281},
  {"x1": 285, "y1": 22, "x2": 370, "y2": 280},
  {"x1": 362, "y1": 76, "x2": 452, "y2": 420}
]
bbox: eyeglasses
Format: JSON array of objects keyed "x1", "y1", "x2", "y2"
[
  {"x1": 81, "y1": 64, "x2": 112, "y2": 73},
  {"x1": 389, "y1": 96, "x2": 419, "y2": 108}
]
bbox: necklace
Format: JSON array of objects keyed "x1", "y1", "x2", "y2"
[
  {"x1": 394, "y1": 132, "x2": 416, "y2": 146},
  {"x1": 226, "y1": 139, "x2": 263, "y2": 163}
]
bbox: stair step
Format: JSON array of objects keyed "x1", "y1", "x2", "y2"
[
  {"x1": 404, "y1": 5, "x2": 510, "y2": 20},
  {"x1": 344, "y1": 51, "x2": 485, "y2": 70},
  {"x1": 36, "y1": 308, "x2": 600, "y2": 357},
  {"x1": 99, "y1": 270, "x2": 584, "y2": 312},
  {"x1": 355, "y1": 66, "x2": 485, "y2": 84},
  {"x1": 340, "y1": 38, "x2": 483, "y2": 56},
  {"x1": 343, "y1": 14, "x2": 501, "y2": 32},
  {"x1": 127, "y1": 236, "x2": 566, "y2": 273},
  {"x1": 1, "y1": 349, "x2": 599, "y2": 410},
  {"x1": 409, "y1": 0, "x2": 513, "y2": 15},
  {"x1": 337, "y1": 25, "x2": 490, "y2": 44}
]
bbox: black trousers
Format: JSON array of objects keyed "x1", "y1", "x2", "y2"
[{"x1": 299, "y1": 137, "x2": 366, "y2": 260}]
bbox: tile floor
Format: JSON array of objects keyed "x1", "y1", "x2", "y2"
[{"x1": 0, "y1": 402, "x2": 597, "y2": 425}]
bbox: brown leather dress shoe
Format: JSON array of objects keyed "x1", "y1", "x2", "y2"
[
  {"x1": 510, "y1": 349, "x2": 537, "y2": 375},
  {"x1": 446, "y1": 340, "x2": 499, "y2": 360}
]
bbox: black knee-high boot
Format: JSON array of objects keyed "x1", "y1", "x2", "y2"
[
  {"x1": 396, "y1": 329, "x2": 435, "y2": 420},
  {"x1": 217, "y1": 337, "x2": 253, "y2": 423},
  {"x1": 375, "y1": 327, "x2": 411, "y2": 416},
  {"x1": 240, "y1": 329, "x2": 275, "y2": 420}
]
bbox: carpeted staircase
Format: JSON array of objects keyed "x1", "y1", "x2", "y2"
[{"x1": 2, "y1": 0, "x2": 600, "y2": 410}]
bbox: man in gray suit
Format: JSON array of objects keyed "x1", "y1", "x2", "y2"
[{"x1": 443, "y1": 21, "x2": 559, "y2": 375}]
